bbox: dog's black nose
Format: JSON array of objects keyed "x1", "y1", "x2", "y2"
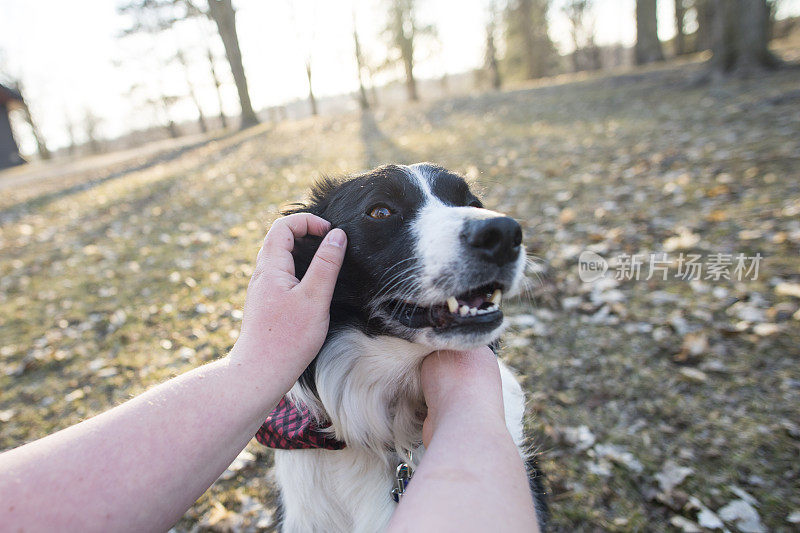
[{"x1": 466, "y1": 216, "x2": 523, "y2": 266}]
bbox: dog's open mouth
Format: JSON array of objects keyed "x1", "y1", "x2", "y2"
[{"x1": 383, "y1": 283, "x2": 505, "y2": 331}]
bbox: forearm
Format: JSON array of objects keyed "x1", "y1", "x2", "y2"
[
  {"x1": 389, "y1": 415, "x2": 539, "y2": 533},
  {"x1": 0, "y1": 353, "x2": 286, "y2": 532}
]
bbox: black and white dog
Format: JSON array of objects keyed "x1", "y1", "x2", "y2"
[{"x1": 267, "y1": 163, "x2": 547, "y2": 532}]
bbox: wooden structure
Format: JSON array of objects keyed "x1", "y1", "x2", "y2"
[{"x1": 0, "y1": 84, "x2": 25, "y2": 170}]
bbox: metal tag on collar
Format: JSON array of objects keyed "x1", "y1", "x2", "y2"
[{"x1": 390, "y1": 461, "x2": 413, "y2": 503}]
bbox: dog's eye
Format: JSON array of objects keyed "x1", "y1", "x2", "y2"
[
  {"x1": 368, "y1": 205, "x2": 393, "y2": 219},
  {"x1": 468, "y1": 200, "x2": 483, "y2": 208}
]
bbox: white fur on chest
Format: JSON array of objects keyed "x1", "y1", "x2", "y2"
[{"x1": 274, "y1": 330, "x2": 527, "y2": 533}]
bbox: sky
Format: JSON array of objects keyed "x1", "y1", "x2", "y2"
[{"x1": 1, "y1": 0, "x2": 799, "y2": 154}]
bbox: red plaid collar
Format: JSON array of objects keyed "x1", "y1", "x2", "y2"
[{"x1": 256, "y1": 396, "x2": 345, "y2": 450}]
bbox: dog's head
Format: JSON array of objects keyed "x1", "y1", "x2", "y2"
[{"x1": 286, "y1": 163, "x2": 526, "y2": 350}]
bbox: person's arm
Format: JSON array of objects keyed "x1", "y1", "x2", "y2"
[
  {"x1": 388, "y1": 347, "x2": 540, "y2": 533},
  {"x1": 0, "y1": 213, "x2": 347, "y2": 532}
]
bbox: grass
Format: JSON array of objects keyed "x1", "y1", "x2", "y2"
[{"x1": 2, "y1": 56, "x2": 799, "y2": 531}]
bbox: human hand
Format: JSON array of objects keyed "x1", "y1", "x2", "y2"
[
  {"x1": 420, "y1": 346, "x2": 506, "y2": 448},
  {"x1": 229, "y1": 213, "x2": 347, "y2": 384}
]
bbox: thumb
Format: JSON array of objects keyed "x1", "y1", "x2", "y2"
[{"x1": 299, "y1": 228, "x2": 347, "y2": 303}]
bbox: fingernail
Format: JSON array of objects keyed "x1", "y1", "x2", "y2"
[{"x1": 326, "y1": 228, "x2": 346, "y2": 248}]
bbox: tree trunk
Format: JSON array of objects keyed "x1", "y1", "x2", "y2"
[
  {"x1": 368, "y1": 68, "x2": 379, "y2": 107},
  {"x1": 486, "y1": 24, "x2": 501, "y2": 89},
  {"x1": 177, "y1": 50, "x2": 208, "y2": 133},
  {"x1": 588, "y1": 45, "x2": 601, "y2": 70},
  {"x1": 64, "y1": 114, "x2": 77, "y2": 156},
  {"x1": 353, "y1": 27, "x2": 370, "y2": 110},
  {"x1": 206, "y1": 0, "x2": 258, "y2": 128},
  {"x1": 736, "y1": 0, "x2": 774, "y2": 72},
  {"x1": 402, "y1": 46, "x2": 418, "y2": 101},
  {"x1": 13, "y1": 83, "x2": 50, "y2": 160},
  {"x1": 305, "y1": 60, "x2": 318, "y2": 116},
  {"x1": 635, "y1": 0, "x2": 664, "y2": 64},
  {"x1": 675, "y1": 0, "x2": 686, "y2": 55},
  {"x1": 83, "y1": 110, "x2": 102, "y2": 154},
  {"x1": 694, "y1": 0, "x2": 714, "y2": 52},
  {"x1": 570, "y1": 50, "x2": 581, "y2": 72},
  {"x1": 518, "y1": 0, "x2": 538, "y2": 79},
  {"x1": 710, "y1": 0, "x2": 778, "y2": 76},
  {"x1": 159, "y1": 98, "x2": 180, "y2": 139},
  {"x1": 20, "y1": 104, "x2": 50, "y2": 160},
  {"x1": 205, "y1": 47, "x2": 228, "y2": 129}
]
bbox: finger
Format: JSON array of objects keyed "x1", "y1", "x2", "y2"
[
  {"x1": 298, "y1": 228, "x2": 347, "y2": 303},
  {"x1": 264, "y1": 213, "x2": 331, "y2": 252},
  {"x1": 260, "y1": 214, "x2": 332, "y2": 275}
]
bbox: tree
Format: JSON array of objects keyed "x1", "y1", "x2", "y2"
[
  {"x1": 124, "y1": 80, "x2": 180, "y2": 139},
  {"x1": 287, "y1": 1, "x2": 319, "y2": 117},
  {"x1": 485, "y1": 0, "x2": 502, "y2": 89},
  {"x1": 708, "y1": 0, "x2": 779, "y2": 76},
  {"x1": 64, "y1": 112, "x2": 77, "y2": 156},
  {"x1": 635, "y1": 0, "x2": 664, "y2": 64},
  {"x1": 118, "y1": 1, "x2": 208, "y2": 134},
  {"x1": 83, "y1": 109, "x2": 103, "y2": 154},
  {"x1": 119, "y1": 0, "x2": 258, "y2": 129},
  {"x1": 693, "y1": 0, "x2": 715, "y2": 52},
  {"x1": 674, "y1": 0, "x2": 688, "y2": 55},
  {"x1": 205, "y1": 45, "x2": 228, "y2": 128},
  {"x1": 563, "y1": 0, "x2": 601, "y2": 71},
  {"x1": 352, "y1": 14, "x2": 370, "y2": 110},
  {"x1": 14, "y1": 81, "x2": 50, "y2": 160},
  {"x1": 305, "y1": 58, "x2": 318, "y2": 116},
  {"x1": 504, "y1": 0, "x2": 556, "y2": 80},
  {"x1": 203, "y1": 0, "x2": 258, "y2": 127},
  {"x1": 383, "y1": 0, "x2": 435, "y2": 102},
  {"x1": 175, "y1": 50, "x2": 209, "y2": 133}
]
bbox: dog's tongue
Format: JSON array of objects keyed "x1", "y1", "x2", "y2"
[{"x1": 459, "y1": 295, "x2": 486, "y2": 308}]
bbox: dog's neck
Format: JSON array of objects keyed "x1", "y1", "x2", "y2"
[{"x1": 289, "y1": 329, "x2": 430, "y2": 461}]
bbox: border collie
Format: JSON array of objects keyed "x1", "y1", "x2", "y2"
[{"x1": 260, "y1": 163, "x2": 547, "y2": 532}]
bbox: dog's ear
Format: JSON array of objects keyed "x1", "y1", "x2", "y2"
[
  {"x1": 276, "y1": 203, "x2": 318, "y2": 282},
  {"x1": 280, "y1": 176, "x2": 345, "y2": 282},
  {"x1": 290, "y1": 234, "x2": 324, "y2": 282}
]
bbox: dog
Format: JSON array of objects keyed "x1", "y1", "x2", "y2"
[{"x1": 256, "y1": 163, "x2": 547, "y2": 532}]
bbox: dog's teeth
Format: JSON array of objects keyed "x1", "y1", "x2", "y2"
[
  {"x1": 447, "y1": 296, "x2": 459, "y2": 314},
  {"x1": 469, "y1": 307, "x2": 477, "y2": 316},
  {"x1": 490, "y1": 289, "x2": 502, "y2": 305},
  {"x1": 459, "y1": 305, "x2": 469, "y2": 316}
]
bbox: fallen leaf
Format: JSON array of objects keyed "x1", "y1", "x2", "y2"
[
  {"x1": 561, "y1": 425, "x2": 596, "y2": 451},
  {"x1": 775, "y1": 282, "x2": 800, "y2": 298},
  {"x1": 675, "y1": 331, "x2": 709, "y2": 362},
  {"x1": 688, "y1": 497, "x2": 724, "y2": 530},
  {"x1": 679, "y1": 367, "x2": 708, "y2": 383},
  {"x1": 656, "y1": 460, "x2": 694, "y2": 494},
  {"x1": 670, "y1": 515, "x2": 702, "y2": 532},
  {"x1": 718, "y1": 499, "x2": 765, "y2": 533},
  {"x1": 593, "y1": 443, "x2": 643, "y2": 473},
  {"x1": 752, "y1": 323, "x2": 780, "y2": 336}
]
